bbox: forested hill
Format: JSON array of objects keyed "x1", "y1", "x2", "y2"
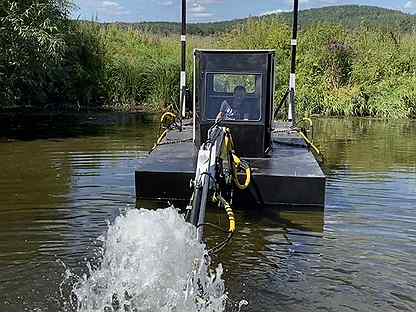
[
  {"x1": 281, "y1": 5, "x2": 416, "y2": 31},
  {"x1": 109, "y1": 5, "x2": 416, "y2": 35}
]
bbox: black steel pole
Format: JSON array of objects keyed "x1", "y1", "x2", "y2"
[
  {"x1": 180, "y1": 0, "x2": 187, "y2": 118},
  {"x1": 288, "y1": 0, "x2": 299, "y2": 125}
]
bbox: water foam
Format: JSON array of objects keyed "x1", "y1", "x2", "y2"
[{"x1": 72, "y1": 207, "x2": 226, "y2": 312}]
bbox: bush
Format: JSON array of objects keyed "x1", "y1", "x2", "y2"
[
  {"x1": 0, "y1": 0, "x2": 69, "y2": 108},
  {"x1": 0, "y1": 1, "x2": 105, "y2": 111}
]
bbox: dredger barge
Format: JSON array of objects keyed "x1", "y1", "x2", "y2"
[
  {"x1": 135, "y1": 0, "x2": 325, "y2": 242},
  {"x1": 136, "y1": 50, "x2": 325, "y2": 208}
]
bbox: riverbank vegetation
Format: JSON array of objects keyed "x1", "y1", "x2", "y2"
[
  {"x1": 0, "y1": 0, "x2": 106, "y2": 111},
  {"x1": 1, "y1": 1, "x2": 415, "y2": 118},
  {"x1": 221, "y1": 20, "x2": 416, "y2": 118},
  {"x1": 117, "y1": 5, "x2": 416, "y2": 35}
]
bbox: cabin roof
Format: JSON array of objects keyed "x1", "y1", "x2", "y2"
[
  {"x1": 194, "y1": 49, "x2": 275, "y2": 54},
  {"x1": 195, "y1": 49, "x2": 273, "y2": 73}
]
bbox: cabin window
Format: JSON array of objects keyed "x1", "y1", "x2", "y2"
[
  {"x1": 205, "y1": 73, "x2": 262, "y2": 122},
  {"x1": 213, "y1": 74, "x2": 257, "y2": 93}
]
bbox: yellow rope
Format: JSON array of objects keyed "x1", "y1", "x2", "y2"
[
  {"x1": 299, "y1": 117, "x2": 313, "y2": 128},
  {"x1": 151, "y1": 129, "x2": 169, "y2": 151},
  {"x1": 296, "y1": 117, "x2": 325, "y2": 162},
  {"x1": 160, "y1": 112, "x2": 176, "y2": 125},
  {"x1": 151, "y1": 112, "x2": 177, "y2": 152},
  {"x1": 297, "y1": 130, "x2": 322, "y2": 158}
]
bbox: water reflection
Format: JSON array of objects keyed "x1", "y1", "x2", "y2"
[
  {"x1": 204, "y1": 118, "x2": 416, "y2": 312},
  {"x1": 0, "y1": 113, "x2": 157, "y2": 311},
  {"x1": 203, "y1": 208, "x2": 324, "y2": 311},
  {"x1": 315, "y1": 118, "x2": 416, "y2": 171},
  {"x1": 0, "y1": 116, "x2": 415, "y2": 312}
]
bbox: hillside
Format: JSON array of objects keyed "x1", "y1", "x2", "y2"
[
  {"x1": 277, "y1": 5, "x2": 416, "y2": 31},
  {"x1": 109, "y1": 5, "x2": 416, "y2": 35}
]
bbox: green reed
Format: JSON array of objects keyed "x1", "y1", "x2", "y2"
[
  {"x1": 1, "y1": 3, "x2": 415, "y2": 118},
  {"x1": 220, "y1": 19, "x2": 416, "y2": 119}
]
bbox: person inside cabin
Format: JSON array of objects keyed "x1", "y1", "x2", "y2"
[{"x1": 215, "y1": 85, "x2": 248, "y2": 122}]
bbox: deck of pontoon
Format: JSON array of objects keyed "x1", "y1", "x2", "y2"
[{"x1": 135, "y1": 123, "x2": 325, "y2": 209}]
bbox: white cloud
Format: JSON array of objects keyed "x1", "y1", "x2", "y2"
[
  {"x1": 154, "y1": 0, "x2": 174, "y2": 6},
  {"x1": 193, "y1": 12, "x2": 214, "y2": 17},
  {"x1": 260, "y1": 9, "x2": 287, "y2": 16},
  {"x1": 99, "y1": 0, "x2": 129, "y2": 17},
  {"x1": 160, "y1": 0, "x2": 174, "y2": 6},
  {"x1": 102, "y1": 1, "x2": 119, "y2": 7},
  {"x1": 404, "y1": 0, "x2": 416, "y2": 10},
  {"x1": 190, "y1": 3, "x2": 207, "y2": 13},
  {"x1": 74, "y1": 0, "x2": 130, "y2": 18},
  {"x1": 187, "y1": 0, "x2": 224, "y2": 4},
  {"x1": 187, "y1": 0, "x2": 221, "y2": 20},
  {"x1": 200, "y1": 0, "x2": 223, "y2": 3}
]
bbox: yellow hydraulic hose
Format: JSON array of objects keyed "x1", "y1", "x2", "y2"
[
  {"x1": 151, "y1": 129, "x2": 169, "y2": 152},
  {"x1": 232, "y1": 154, "x2": 251, "y2": 190},
  {"x1": 156, "y1": 129, "x2": 169, "y2": 145},
  {"x1": 213, "y1": 193, "x2": 235, "y2": 233},
  {"x1": 222, "y1": 128, "x2": 251, "y2": 190}
]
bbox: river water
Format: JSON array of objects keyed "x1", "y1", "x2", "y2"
[{"x1": 0, "y1": 114, "x2": 415, "y2": 312}]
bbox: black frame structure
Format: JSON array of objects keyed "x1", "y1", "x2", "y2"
[
  {"x1": 180, "y1": 0, "x2": 187, "y2": 119},
  {"x1": 288, "y1": 0, "x2": 299, "y2": 124},
  {"x1": 193, "y1": 49, "x2": 275, "y2": 158}
]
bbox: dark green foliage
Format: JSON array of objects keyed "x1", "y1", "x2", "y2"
[
  {"x1": 1, "y1": 3, "x2": 415, "y2": 117},
  {"x1": 55, "y1": 22, "x2": 105, "y2": 110},
  {"x1": 108, "y1": 20, "x2": 244, "y2": 36},
  {"x1": 0, "y1": 1, "x2": 105, "y2": 110},
  {"x1": 97, "y1": 26, "x2": 184, "y2": 111},
  {"x1": 97, "y1": 27, "x2": 216, "y2": 111},
  {"x1": 0, "y1": 0, "x2": 69, "y2": 108}
]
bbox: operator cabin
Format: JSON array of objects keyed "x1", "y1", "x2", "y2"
[
  {"x1": 193, "y1": 49, "x2": 275, "y2": 158},
  {"x1": 135, "y1": 49, "x2": 326, "y2": 208}
]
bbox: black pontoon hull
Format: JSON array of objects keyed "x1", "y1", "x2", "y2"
[{"x1": 135, "y1": 124, "x2": 325, "y2": 209}]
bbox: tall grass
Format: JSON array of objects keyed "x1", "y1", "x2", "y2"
[
  {"x1": 1, "y1": 5, "x2": 415, "y2": 118},
  {"x1": 95, "y1": 25, "x2": 216, "y2": 111},
  {"x1": 100, "y1": 18, "x2": 415, "y2": 118},
  {"x1": 221, "y1": 19, "x2": 416, "y2": 119}
]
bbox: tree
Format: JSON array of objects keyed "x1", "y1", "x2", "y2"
[{"x1": 0, "y1": 0, "x2": 71, "y2": 107}]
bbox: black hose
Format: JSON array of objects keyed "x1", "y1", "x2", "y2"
[
  {"x1": 274, "y1": 89, "x2": 289, "y2": 119},
  {"x1": 209, "y1": 232, "x2": 233, "y2": 255},
  {"x1": 197, "y1": 222, "x2": 229, "y2": 233}
]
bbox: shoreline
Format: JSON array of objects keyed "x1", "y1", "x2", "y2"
[{"x1": 0, "y1": 109, "x2": 415, "y2": 121}]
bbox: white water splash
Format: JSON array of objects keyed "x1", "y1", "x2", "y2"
[{"x1": 72, "y1": 207, "x2": 226, "y2": 312}]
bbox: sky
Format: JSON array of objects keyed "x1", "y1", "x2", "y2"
[{"x1": 71, "y1": 0, "x2": 416, "y2": 23}]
